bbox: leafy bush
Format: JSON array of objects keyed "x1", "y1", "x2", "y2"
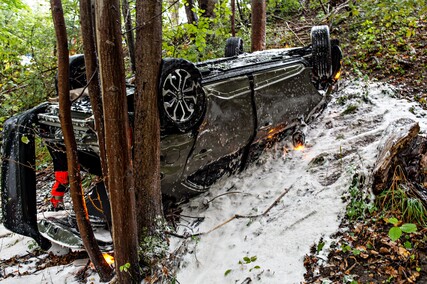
[
  {"x1": 0, "y1": 0, "x2": 82, "y2": 133},
  {"x1": 334, "y1": 0, "x2": 426, "y2": 77},
  {"x1": 163, "y1": 0, "x2": 238, "y2": 62}
]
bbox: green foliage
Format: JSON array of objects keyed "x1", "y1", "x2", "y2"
[
  {"x1": 377, "y1": 182, "x2": 427, "y2": 227},
  {"x1": 163, "y1": 0, "x2": 245, "y2": 62},
  {"x1": 119, "y1": 262, "x2": 131, "y2": 273},
  {"x1": 267, "y1": 0, "x2": 301, "y2": 18},
  {"x1": 0, "y1": 0, "x2": 28, "y2": 11},
  {"x1": 138, "y1": 217, "x2": 169, "y2": 266},
  {"x1": 0, "y1": 0, "x2": 82, "y2": 132},
  {"x1": 35, "y1": 137, "x2": 52, "y2": 171},
  {"x1": 341, "y1": 104, "x2": 358, "y2": 116},
  {"x1": 335, "y1": 0, "x2": 426, "y2": 76},
  {"x1": 225, "y1": 255, "x2": 261, "y2": 277},
  {"x1": 386, "y1": 217, "x2": 417, "y2": 241},
  {"x1": 345, "y1": 174, "x2": 375, "y2": 221},
  {"x1": 317, "y1": 240, "x2": 325, "y2": 253},
  {"x1": 27, "y1": 240, "x2": 39, "y2": 250},
  {"x1": 239, "y1": 255, "x2": 257, "y2": 264},
  {"x1": 340, "y1": 243, "x2": 362, "y2": 256}
]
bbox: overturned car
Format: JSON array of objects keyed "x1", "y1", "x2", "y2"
[{"x1": 1, "y1": 26, "x2": 342, "y2": 250}]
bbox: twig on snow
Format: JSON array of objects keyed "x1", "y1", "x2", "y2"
[
  {"x1": 167, "y1": 187, "x2": 291, "y2": 238},
  {"x1": 207, "y1": 191, "x2": 249, "y2": 203}
]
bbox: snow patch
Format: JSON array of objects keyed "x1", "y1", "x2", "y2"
[{"x1": 171, "y1": 80, "x2": 427, "y2": 283}]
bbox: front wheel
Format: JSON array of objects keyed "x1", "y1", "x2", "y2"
[{"x1": 159, "y1": 59, "x2": 206, "y2": 133}]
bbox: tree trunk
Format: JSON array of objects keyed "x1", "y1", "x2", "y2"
[
  {"x1": 199, "y1": 0, "x2": 217, "y2": 18},
  {"x1": 79, "y1": 0, "x2": 109, "y2": 193},
  {"x1": 121, "y1": 0, "x2": 136, "y2": 72},
  {"x1": 134, "y1": 0, "x2": 163, "y2": 238},
  {"x1": 95, "y1": 0, "x2": 140, "y2": 282},
  {"x1": 50, "y1": 0, "x2": 113, "y2": 282},
  {"x1": 251, "y1": 0, "x2": 266, "y2": 52},
  {"x1": 168, "y1": 0, "x2": 180, "y2": 25},
  {"x1": 372, "y1": 118, "x2": 420, "y2": 194},
  {"x1": 236, "y1": 0, "x2": 246, "y2": 25},
  {"x1": 185, "y1": 0, "x2": 198, "y2": 24},
  {"x1": 231, "y1": 0, "x2": 236, "y2": 36}
]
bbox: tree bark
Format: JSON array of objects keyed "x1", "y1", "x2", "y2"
[
  {"x1": 121, "y1": 0, "x2": 136, "y2": 72},
  {"x1": 372, "y1": 118, "x2": 420, "y2": 194},
  {"x1": 134, "y1": 0, "x2": 163, "y2": 239},
  {"x1": 50, "y1": 0, "x2": 113, "y2": 282},
  {"x1": 251, "y1": 0, "x2": 266, "y2": 52},
  {"x1": 231, "y1": 0, "x2": 236, "y2": 36},
  {"x1": 199, "y1": 0, "x2": 217, "y2": 18},
  {"x1": 185, "y1": 0, "x2": 198, "y2": 24},
  {"x1": 79, "y1": 0, "x2": 109, "y2": 193},
  {"x1": 95, "y1": 0, "x2": 140, "y2": 282}
]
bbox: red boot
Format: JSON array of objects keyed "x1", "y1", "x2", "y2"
[{"x1": 50, "y1": 171, "x2": 68, "y2": 210}]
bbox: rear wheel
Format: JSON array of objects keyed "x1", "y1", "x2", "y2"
[
  {"x1": 311, "y1": 26, "x2": 332, "y2": 80},
  {"x1": 159, "y1": 59, "x2": 206, "y2": 133},
  {"x1": 224, "y1": 37, "x2": 244, "y2": 57}
]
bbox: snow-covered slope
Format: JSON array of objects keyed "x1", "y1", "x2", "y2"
[{"x1": 171, "y1": 80, "x2": 427, "y2": 284}]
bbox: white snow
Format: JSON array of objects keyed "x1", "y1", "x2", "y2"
[
  {"x1": 170, "y1": 80, "x2": 426, "y2": 284},
  {"x1": 1, "y1": 80, "x2": 426, "y2": 283}
]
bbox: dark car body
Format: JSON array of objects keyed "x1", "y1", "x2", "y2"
[{"x1": 1, "y1": 26, "x2": 341, "y2": 250}]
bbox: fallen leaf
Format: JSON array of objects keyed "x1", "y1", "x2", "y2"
[
  {"x1": 397, "y1": 247, "x2": 410, "y2": 258},
  {"x1": 360, "y1": 252, "x2": 369, "y2": 259},
  {"x1": 379, "y1": 247, "x2": 390, "y2": 254}
]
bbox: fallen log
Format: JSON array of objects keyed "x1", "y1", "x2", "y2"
[{"x1": 372, "y1": 118, "x2": 420, "y2": 194}]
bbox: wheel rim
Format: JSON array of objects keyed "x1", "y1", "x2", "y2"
[{"x1": 162, "y1": 69, "x2": 198, "y2": 123}]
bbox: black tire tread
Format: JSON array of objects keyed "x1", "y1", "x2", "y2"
[
  {"x1": 311, "y1": 26, "x2": 332, "y2": 80},
  {"x1": 224, "y1": 37, "x2": 244, "y2": 57}
]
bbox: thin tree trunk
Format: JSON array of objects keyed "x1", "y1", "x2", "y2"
[
  {"x1": 168, "y1": 0, "x2": 179, "y2": 25},
  {"x1": 231, "y1": 0, "x2": 236, "y2": 36},
  {"x1": 95, "y1": 0, "x2": 139, "y2": 282},
  {"x1": 121, "y1": 0, "x2": 136, "y2": 72},
  {"x1": 185, "y1": 0, "x2": 198, "y2": 24},
  {"x1": 79, "y1": 0, "x2": 109, "y2": 193},
  {"x1": 134, "y1": 0, "x2": 163, "y2": 238},
  {"x1": 50, "y1": 0, "x2": 113, "y2": 282},
  {"x1": 251, "y1": 0, "x2": 266, "y2": 51},
  {"x1": 199, "y1": 0, "x2": 217, "y2": 18},
  {"x1": 236, "y1": 0, "x2": 246, "y2": 25}
]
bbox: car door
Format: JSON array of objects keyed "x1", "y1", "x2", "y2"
[
  {"x1": 253, "y1": 63, "x2": 323, "y2": 141},
  {"x1": 183, "y1": 75, "x2": 254, "y2": 186}
]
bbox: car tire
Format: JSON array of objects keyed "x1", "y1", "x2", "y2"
[
  {"x1": 69, "y1": 54, "x2": 87, "y2": 89},
  {"x1": 224, "y1": 37, "x2": 244, "y2": 57},
  {"x1": 311, "y1": 26, "x2": 332, "y2": 80},
  {"x1": 159, "y1": 59, "x2": 206, "y2": 133},
  {"x1": 55, "y1": 54, "x2": 86, "y2": 93}
]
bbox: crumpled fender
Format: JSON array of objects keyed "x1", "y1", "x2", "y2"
[{"x1": 1, "y1": 103, "x2": 51, "y2": 250}]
